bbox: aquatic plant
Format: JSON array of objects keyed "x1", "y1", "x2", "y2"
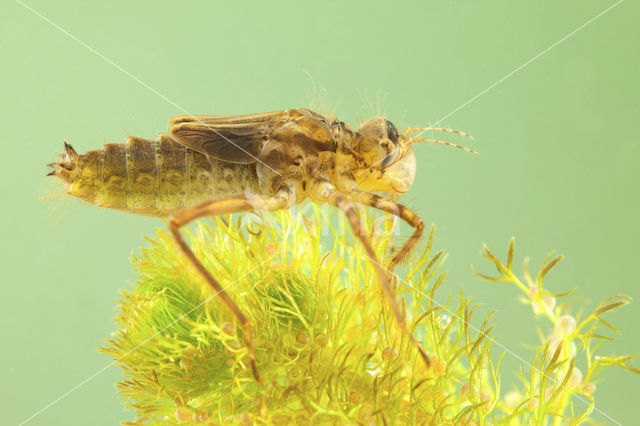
[{"x1": 100, "y1": 206, "x2": 637, "y2": 425}]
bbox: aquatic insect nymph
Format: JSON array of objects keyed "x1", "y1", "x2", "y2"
[{"x1": 47, "y1": 108, "x2": 474, "y2": 380}]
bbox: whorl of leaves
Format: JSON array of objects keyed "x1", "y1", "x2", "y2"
[{"x1": 101, "y1": 207, "x2": 637, "y2": 425}]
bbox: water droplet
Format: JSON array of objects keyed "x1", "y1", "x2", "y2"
[
  {"x1": 315, "y1": 333, "x2": 329, "y2": 347},
  {"x1": 382, "y1": 346, "x2": 398, "y2": 360},
  {"x1": 553, "y1": 315, "x2": 576, "y2": 338},
  {"x1": 221, "y1": 322, "x2": 235, "y2": 335},
  {"x1": 437, "y1": 314, "x2": 451, "y2": 329},
  {"x1": 296, "y1": 332, "x2": 310, "y2": 345}
]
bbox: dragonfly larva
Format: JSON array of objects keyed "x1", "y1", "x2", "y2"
[{"x1": 48, "y1": 108, "x2": 474, "y2": 381}]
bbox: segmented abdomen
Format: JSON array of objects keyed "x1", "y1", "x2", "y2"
[{"x1": 58, "y1": 135, "x2": 260, "y2": 217}]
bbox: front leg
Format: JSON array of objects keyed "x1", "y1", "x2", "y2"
[
  {"x1": 168, "y1": 188, "x2": 292, "y2": 382},
  {"x1": 324, "y1": 164, "x2": 424, "y2": 271},
  {"x1": 347, "y1": 190, "x2": 425, "y2": 271}
]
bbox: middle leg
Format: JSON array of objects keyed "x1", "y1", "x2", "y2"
[{"x1": 310, "y1": 179, "x2": 430, "y2": 367}]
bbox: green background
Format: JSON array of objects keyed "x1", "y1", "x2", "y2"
[{"x1": 2, "y1": 1, "x2": 638, "y2": 424}]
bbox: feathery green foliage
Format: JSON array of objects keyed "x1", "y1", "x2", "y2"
[{"x1": 100, "y1": 206, "x2": 637, "y2": 425}]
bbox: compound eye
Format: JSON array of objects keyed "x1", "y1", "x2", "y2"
[
  {"x1": 385, "y1": 120, "x2": 400, "y2": 144},
  {"x1": 381, "y1": 141, "x2": 399, "y2": 168}
]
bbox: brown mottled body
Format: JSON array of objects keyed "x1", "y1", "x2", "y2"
[
  {"x1": 48, "y1": 108, "x2": 474, "y2": 382},
  {"x1": 53, "y1": 135, "x2": 260, "y2": 217}
]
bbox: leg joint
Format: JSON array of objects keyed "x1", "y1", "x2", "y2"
[{"x1": 168, "y1": 216, "x2": 181, "y2": 230}]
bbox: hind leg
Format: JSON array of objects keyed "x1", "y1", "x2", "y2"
[{"x1": 168, "y1": 189, "x2": 291, "y2": 382}]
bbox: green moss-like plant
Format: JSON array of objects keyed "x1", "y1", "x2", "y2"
[{"x1": 100, "y1": 206, "x2": 638, "y2": 425}]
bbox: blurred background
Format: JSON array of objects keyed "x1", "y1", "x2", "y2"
[{"x1": 2, "y1": 1, "x2": 638, "y2": 424}]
